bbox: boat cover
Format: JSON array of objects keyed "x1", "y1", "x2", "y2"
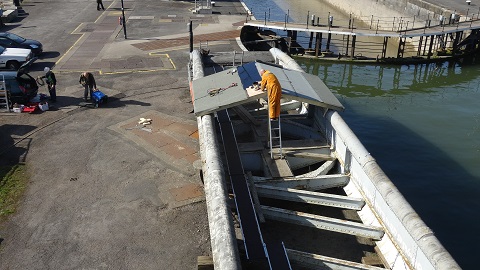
[{"x1": 192, "y1": 61, "x2": 344, "y2": 116}]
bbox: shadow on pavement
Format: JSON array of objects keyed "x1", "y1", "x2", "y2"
[
  {"x1": 0, "y1": 124, "x2": 36, "y2": 166},
  {"x1": 44, "y1": 95, "x2": 151, "y2": 110}
]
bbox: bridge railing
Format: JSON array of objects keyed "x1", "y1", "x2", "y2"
[{"x1": 247, "y1": 8, "x2": 480, "y2": 34}]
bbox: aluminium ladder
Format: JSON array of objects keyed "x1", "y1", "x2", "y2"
[
  {"x1": 268, "y1": 113, "x2": 283, "y2": 159},
  {"x1": 0, "y1": 75, "x2": 10, "y2": 112}
]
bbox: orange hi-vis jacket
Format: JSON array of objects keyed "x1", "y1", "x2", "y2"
[{"x1": 260, "y1": 70, "x2": 282, "y2": 119}]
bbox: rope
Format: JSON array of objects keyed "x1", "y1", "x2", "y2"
[{"x1": 207, "y1": 82, "x2": 238, "y2": 96}]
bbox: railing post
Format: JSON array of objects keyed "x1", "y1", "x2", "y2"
[{"x1": 307, "y1": 11, "x2": 310, "y2": 29}]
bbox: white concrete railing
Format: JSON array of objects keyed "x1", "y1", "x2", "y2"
[{"x1": 191, "y1": 50, "x2": 242, "y2": 270}]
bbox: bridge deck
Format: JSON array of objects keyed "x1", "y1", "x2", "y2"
[{"x1": 245, "y1": 18, "x2": 480, "y2": 38}]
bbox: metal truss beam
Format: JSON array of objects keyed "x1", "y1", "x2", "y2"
[
  {"x1": 286, "y1": 249, "x2": 385, "y2": 270},
  {"x1": 253, "y1": 174, "x2": 349, "y2": 190},
  {"x1": 256, "y1": 185, "x2": 365, "y2": 210},
  {"x1": 261, "y1": 206, "x2": 384, "y2": 240}
]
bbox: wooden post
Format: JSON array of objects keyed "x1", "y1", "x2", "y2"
[
  {"x1": 351, "y1": 35, "x2": 356, "y2": 59},
  {"x1": 397, "y1": 37, "x2": 405, "y2": 58},
  {"x1": 423, "y1": 35, "x2": 428, "y2": 55},
  {"x1": 326, "y1": 33, "x2": 332, "y2": 51},
  {"x1": 308, "y1": 32, "x2": 314, "y2": 49},
  {"x1": 382, "y1": 36, "x2": 388, "y2": 58},
  {"x1": 287, "y1": 30, "x2": 292, "y2": 55},
  {"x1": 292, "y1": 31, "x2": 298, "y2": 54},
  {"x1": 427, "y1": 35, "x2": 434, "y2": 59},
  {"x1": 315, "y1": 32, "x2": 321, "y2": 57},
  {"x1": 452, "y1": 31, "x2": 462, "y2": 53},
  {"x1": 417, "y1": 36, "x2": 423, "y2": 56},
  {"x1": 345, "y1": 34, "x2": 350, "y2": 56}
]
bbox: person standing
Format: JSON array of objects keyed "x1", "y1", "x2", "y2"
[
  {"x1": 97, "y1": 0, "x2": 105, "y2": 10},
  {"x1": 39, "y1": 67, "x2": 57, "y2": 102},
  {"x1": 79, "y1": 72, "x2": 97, "y2": 101},
  {"x1": 259, "y1": 69, "x2": 282, "y2": 120}
]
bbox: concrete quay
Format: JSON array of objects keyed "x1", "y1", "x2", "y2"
[{"x1": 0, "y1": 0, "x2": 248, "y2": 269}]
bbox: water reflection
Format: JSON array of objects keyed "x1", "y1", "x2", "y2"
[
  {"x1": 298, "y1": 58, "x2": 480, "y2": 97},
  {"x1": 295, "y1": 55, "x2": 480, "y2": 270}
]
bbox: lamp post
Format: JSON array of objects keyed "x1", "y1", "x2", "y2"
[{"x1": 121, "y1": 0, "x2": 127, "y2": 39}]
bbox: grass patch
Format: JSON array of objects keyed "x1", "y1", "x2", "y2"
[{"x1": 0, "y1": 164, "x2": 28, "y2": 222}]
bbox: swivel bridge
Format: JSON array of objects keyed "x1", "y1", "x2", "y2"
[{"x1": 243, "y1": 13, "x2": 480, "y2": 63}]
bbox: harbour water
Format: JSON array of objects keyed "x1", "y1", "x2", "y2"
[{"x1": 243, "y1": 0, "x2": 480, "y2": 269}]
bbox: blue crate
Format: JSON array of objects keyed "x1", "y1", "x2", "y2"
[{"x1": 92, "y1": 90, "x2": 108, "y2": 107}]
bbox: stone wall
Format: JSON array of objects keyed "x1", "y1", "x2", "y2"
[{"x1": 322, "y1": 0, "x2": 455, "y2": 30}]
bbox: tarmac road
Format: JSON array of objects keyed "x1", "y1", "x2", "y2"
[{"x1": 0, "y1": 0, "x2": 247, "y2": 269}]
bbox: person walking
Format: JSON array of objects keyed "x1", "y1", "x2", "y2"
[
  {"x1": 39, "y1": 67, "x2": 57, "y2": 102},
  {"x1": 259, "y1": 69, "x2": 282, "y2": 120},
  {"x1": 79, "y1": 72, "x2": 97, "y2": 101},
  {"x1": 97, "y1": 0, "x2": 105, "y2": 10}
]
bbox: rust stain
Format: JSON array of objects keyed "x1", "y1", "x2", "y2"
[{"x1": 169, "y1": 183, "x2": 204, "y2": 201}]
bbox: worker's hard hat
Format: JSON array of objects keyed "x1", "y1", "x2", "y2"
[{"x1": 44, "y1": 67, "x2": 50, "y2": 73}]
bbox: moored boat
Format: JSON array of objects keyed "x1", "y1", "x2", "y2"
[{"x1": 189, "y1": 48, "x2": 460, "y2": 269}]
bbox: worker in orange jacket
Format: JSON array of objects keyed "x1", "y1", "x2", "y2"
[{"x1": 259, "y1": 69, "x2": 282, "y2": 120}]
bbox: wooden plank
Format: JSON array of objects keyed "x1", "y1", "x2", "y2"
[
  {"x1": 374, "y1": 246, "x2": 391, "y2": 269},
  {"x1": 362, "y1": 255, "x2": 384, "y2": 267},
  {"x1": 233, "y1": 105, "x2": 261, "y2": 126},
  {"x1": 283, "y1": 150, "x2": 335, "y2": 161},
  {"x1": 253, "y1": 121, "x2": 268, "y2": 139},
  {"x1": 263, "y1": 150, "x2": 293, "y2": 178},
  {"x1": 246, "y1": 171, "x2": 265, "y2": 223},
  {"x1": 197, "y1": 256, "x2": 214, "y2": 270}
]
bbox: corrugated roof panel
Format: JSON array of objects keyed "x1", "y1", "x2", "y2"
[
  {"x1": 192, "y1": 61, "x2": 344, "y2": 116},
  {"x1": 192, "y1": 63, "x2": 266, "y2": 116},
  {"x1": 301, "y1": 72, "x2": 344, "y2": 111}
]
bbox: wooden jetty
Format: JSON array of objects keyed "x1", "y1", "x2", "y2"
[{"x1": 243, "y1": 15, "x2": 480, "y2": 64}]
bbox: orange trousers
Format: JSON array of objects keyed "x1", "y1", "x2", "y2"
[
  {"x1": 260, "y1": 71, "x2": 282, "y2": 119},
  {"x1": 268, "y1": 85, "x2": 281, "y2": 119}
]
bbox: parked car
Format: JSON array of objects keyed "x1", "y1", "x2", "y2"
[
  {"x1": 0, "y1": 65, "x2": 39, "y2": 106},
  {"x1": 0, "y1": 45, "x2": 35, "y2": 70},
  {"x1": 0, "y1": 32, "x2": 43, "y2": 56}
]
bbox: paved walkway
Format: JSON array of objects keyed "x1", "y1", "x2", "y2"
[{"x1": 54, "y1": 0, "x2": 245, "y2": 73}]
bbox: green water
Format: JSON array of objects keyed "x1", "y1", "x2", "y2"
[{"x1": 297, "y1": 58, "x2": 480, "y2": 270}]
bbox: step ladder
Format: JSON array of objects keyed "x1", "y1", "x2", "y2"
[
  {"x1": 268, "y1": 114, "x2": 283, "y2": 159},
  {"x1": 199, "y1": 40, "x2": 209, "y2": 53},
  {"x1": 232, "y1": 50, "x2": 244, "y2": 66},
  {"x1": 0, "y1": 75, "x2": 10, "y2": 112}
]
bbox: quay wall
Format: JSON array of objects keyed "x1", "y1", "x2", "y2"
[{"x1": 322, "y1": 0, "x2": 455, "y2": 30}]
